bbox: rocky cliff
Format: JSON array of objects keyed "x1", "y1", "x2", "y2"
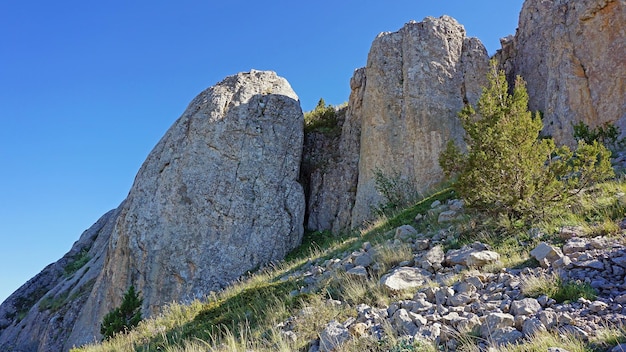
[
  {"x1": 495, "y1": 0, "x2": 626, "y2": 145},
  {"x1": 0, "y1": 206, "x2": 121, "y2": 351},
  {"x1": 0, "y1": 70, "x2": 305, "y2": 351},
  {"x1": 349, "y1": 16, "x2": 489, "y2": 227},
  {"x1": 302, "y1": 68, "x2": 365, "y2": 233}
]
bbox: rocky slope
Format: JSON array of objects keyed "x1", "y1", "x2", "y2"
[
  {"x1": 0, "y1": 70, "x2": 305, "y2": 351},
  {"x1": 495, "y1": 0, "x2": 626, "y2": 146},
  {"x1": 279, "y1": 200, "x2": 626, "y2": 351}
]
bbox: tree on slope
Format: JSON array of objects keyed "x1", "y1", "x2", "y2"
[
  {"x1": 440, "y1": 60, "x2": 613, "y2": 223},
  {"x1": 100, "y1": 285, "x2": 143, "y2": 339}
]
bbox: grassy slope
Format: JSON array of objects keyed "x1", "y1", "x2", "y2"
[{"x1": 74, "y1": 182, "x2": 626, "y2": 352}]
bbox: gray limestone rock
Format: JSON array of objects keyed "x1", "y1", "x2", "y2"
[
  {"x1": 467, "y1": 251, "x2": 500, "y2": 268},
  {"x1": 531, "y1": 242, "x2": 564, "y2": 268},
  {"x1": 319, "y1": 320, "x2": 351, "y2": 352},
  {"x1": 380, "y1": 267, "x2": 431, "y2": 291},
  {"x1": 350, "y1": 16, "x2": 489, "y2": 227},
  {"x1": 70, "y1": 70, "x2": 305, "y2": 346},
  {"x1": 481, "y1": 313, "x2": 515, "y2": 338},
  {"x1": 510, "y1": 298, "x2": 542, "y2": 316},
  {"x1": 495, "y1": 0, "x2": 626, "y2": 146},
  {"x1": 303, "y1": 69, "x2": 365, "y2": 234}
]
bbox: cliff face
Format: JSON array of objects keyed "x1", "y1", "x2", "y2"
[
  {"x1": 303, "y1": 68, "x2": 365, "y2": 234},
  {"x1": 349, "y1": 16, "x2": 489, "y2": 227},
  {"x1": 496, "y1": 0, "x2": 626, "y2": 145},
  {"x1": 0, "y1": 70, "x2": 306, "y2": 351},
  {"x1": 0, "y1": 206, "x2": 121, "y2": 352}
]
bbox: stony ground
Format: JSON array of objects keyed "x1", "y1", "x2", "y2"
[{"x1": 276, "y1": 200, "x2": 626, "y2": 352}]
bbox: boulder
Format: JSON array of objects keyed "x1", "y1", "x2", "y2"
[
  {"x1": 68, "y1": 70, "x2": 305, "y2": 346},
  {"x1": 319, "y1": 320, "x2": 351, "y2": 352},
  {"x1": 510, "y1": 298, "x2": 541, "y2": 316},
  {"x1": 481, "y1": 313, "x2": 515, "y2": 338},
  {"x1": 350, "y1": 16, "x2": 489, "y2": 226},
  {"x1": 380, "y1": 267, "x2": 431, "y2": 291},
  {"x1": 531, "y1": 242, "x2": 563, "y2": 268},
  {"x1": 466, "y1": 251, "x2": 500, "y2": 268}
]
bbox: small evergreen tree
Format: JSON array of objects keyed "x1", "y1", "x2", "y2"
[
  {"x1": 440, "y1": 60, "x2": 613, "y2": 223},
  {"x1": 100, "y1": 285, "x2": 143, "y2": 339}
]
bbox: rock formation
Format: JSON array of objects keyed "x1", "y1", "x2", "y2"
[
  {"x1": 302, "y1": 68, "x2": 365, "y2": 233},
  {"x1": 496, "y1": 0, "x2": 626, "y2": 145},
  {"x1": 0, "y1": 206, "x2": 121, "y2": 352},
  {"x1": 350, "y1": 16, "x2": 489, "y2": 227},
  {"x1": 0, "y1": 70, "x2": 305, "y2": 351}
]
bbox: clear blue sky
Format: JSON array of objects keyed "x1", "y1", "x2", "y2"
[{"x1": 0, "y1": 1, "x2": 523, "y2": 303}]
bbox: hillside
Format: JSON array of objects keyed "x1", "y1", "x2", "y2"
[{"x1": 73, "y1": 179, "x2": 626, "y2": 351}]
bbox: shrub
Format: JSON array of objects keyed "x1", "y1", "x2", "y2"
[
  {"x1": 439, "y1": 60, "x2": 614, "y2": 224},
  {"x1": 304, "y1": 98, "x2": 338, "y2": 133},
  {"x1": 100, "y1": 286, "x2": 143, "y2": 339},
  {"x1": 573, "y1": 121, "x2": 624, "y2": 151},
  {"x1": 372, "y1": 169, "x2": 420, "y2": 216}
]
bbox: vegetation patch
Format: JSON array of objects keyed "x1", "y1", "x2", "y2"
[
  {"x1": 304, "y1": 98, "x2": 341, "y2": 134},
  {"x1": 64, "y1": 249, "x2": 91, "y2": 278},
  {"x1": 521, "y1": 272, "x2": 597, "y2": 303}
]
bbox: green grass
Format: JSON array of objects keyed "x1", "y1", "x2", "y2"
[
  {"x1": 73, "y1": 179, "x2": 626, "y2": 352},
  {"x1": 521, "y1": 272, "x2": 597, "y2": 303},
  {"x1": 64, "y1": 249, "x2": 91, "y2": 278}
]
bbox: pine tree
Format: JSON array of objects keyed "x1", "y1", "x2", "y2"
[
  {"x1": 440, "y1": 60, "x2": 613, "y2": 223},
  {"x1": 100, "y1": 285, "x2": 143, "y2": 339}
]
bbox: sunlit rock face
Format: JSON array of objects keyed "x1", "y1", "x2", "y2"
[
  {"x1": 0, "y1": 70, "x2": 306, "y2": 351},
  {"x1": 350, "y1": 16, "x2": 489, "y2": 227},
  {"x1": 496, "y1": 0, "x2": 626, "y2": 146}
]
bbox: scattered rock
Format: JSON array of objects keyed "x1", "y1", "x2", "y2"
[
  {"x1": 380, "y1": 267, "x2": 431, "y2": 291},
  {"x1": 531, "y1": 242, "x2": 564, "y2": 268},
  {"x1": 319, "y1": 320, "x2": 351, "y2": 352}
]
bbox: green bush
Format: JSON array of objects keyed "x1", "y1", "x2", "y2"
[
  {"x1": 304, "y1": 98, "x2": 338, "y2": 133},
  {"x1": 573, "y1": 121, "x2": 624, "y2": 151},
  {"x1": 439, "y1": 60, "x2": 614, "y2": 224},
  {"x1": 372, "y1": 169, "x2": 420, "y2": 216},
  {"x1": 100, "y1": 286, "x2": 143, "y2": 339}
]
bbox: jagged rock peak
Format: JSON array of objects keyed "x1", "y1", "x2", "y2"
[{"x1": 349, "y1": 15, "x2": 489, "y2": 227}]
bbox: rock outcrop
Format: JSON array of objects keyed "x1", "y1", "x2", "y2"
[
  {"x1": 302, "y1": 68, "x2": 365, "y2": 233},
  {"x1": 0, "y1": 206, "x2": 121, "y2": 352},
  {"x1": 350, "y1": 16, "x2": 489, "y2": 227},
  {"x1": 495, "y1": 0, "x2": 626, "y2": 146},
  {"x1": 0, "y1": 70, "x2": 306, "y2": 351}
]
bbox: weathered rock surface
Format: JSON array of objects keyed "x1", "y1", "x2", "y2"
[
  {"x1": 0, "y1": 206, "x2": 121, "y2": 352},
  {"x1": 0, "y1": 70, "x2": 306, "y2": 351},
  {"x1": 302, "y1": 68, "x2": 365, "y2": 234},
  {"x1": 495, "y1": 0, "x2": 626, "y2": 146},
  {"x1": 72, "y1": 70, "x2": 305, "y2": 346},
  {"x1": 350, "y1": 16, "x2": 489, "y2": 227}
]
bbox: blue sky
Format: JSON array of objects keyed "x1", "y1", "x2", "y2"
[{"x1": 0, "y1": 1, "x2": 523, "y2": 303}]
